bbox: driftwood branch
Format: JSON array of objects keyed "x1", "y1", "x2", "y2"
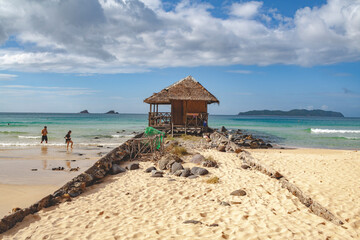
[{"x1": 240, "y1": 151, "x2": 343, "y2": 226}]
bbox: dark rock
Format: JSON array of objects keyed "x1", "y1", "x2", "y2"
[
  {"x1": 145, "y1": 166, "x2": 157, "y2": 173},
  {"x1": 151, "y1": 170, "x2": 164, "y2": 178},
  {"x1": 191, "y1": 167, "x2": 209, "y2": 176},
  {"x1": 202, "y1": 160, "x2": 218, "y2": 168},
  {"x1": 68, "y1": 189, "x2": 82, "y2": 198},
  {"x1": 52, "y1": 167, "x2": 64, "y2": 171},
  {"x1": 94, "y1": 137, "x2": 99, "y2": 139},
  {"x1": 110, "y1": 164, "x2": 126, "y2": 175},
  {"x1": 188, "y1": 175, "x2": 199, "y2": 179},
  {"x1": 166, "y1": 159, "x2": 176, "y2": 170},
  {"x1": 180, "y1": 168, "x2": 191, "y2": 177},
  {"x1": 241, "y1": 164, "x2": 250, "y2": 170},
  {"x1": 93, "y1": 168, "x2": 106, "y2": 179},
  {"x1": 272, "y1": 171, "x2": 283, "y2": 179},
  {"x1": 183, "y1": 220, "x2": 202, "y2": 224},
  {"x1": 267, "y1": 143, "x2": 273, "y2": 148},
  {"x1": 128, "y1": 163, "x2": 140, "y2": 170},
  {"x1": 168, "y1": 178, "x2": 176, "y2": 182},
  {"x1": 220, "y1": 201, "x2": 231, "y2": 206},
  {"x1": 171, "y1": 162, "x2": 184, "y2": 173},
  {"x1": 208, "y1": 223, "x2": 219, "y2": 227},
  {"x1": 80, "y1": 110, "x2": 89, "y2": 114},
  {"x1": 230, "y1": 189, "x2": 247, "y2": 196},
  {"x1": 31, "y1": 169, "x2": 37, "y2": 171},
  {"x1": 190, "y1": 154, "x2": 205, "y2": 165},
  {"x1": 97, "y1": 145, "x2": 103, "y2": 148},
  {"x1": 220, "y1": 126, "x2": 227, "y2": 132},
  {"x1": 158, "y1": 156, "x2": 170, "y2": 170},
  {"x1": 250, "y1": 142, "x2": 259, "y2": 149},
  {"x1": 70, "y1": 167, "x2": 80, "y2": 171},
  {"x1": 173, "y1": 170, "x2": 183, "y2": 177},
  {"x1": 217, "y1": 144, "x2": 226, "y2": 152}
]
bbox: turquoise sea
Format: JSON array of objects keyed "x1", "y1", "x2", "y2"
[{"x1": 0, "y1": 113, "x2": 359, "y2": 150}]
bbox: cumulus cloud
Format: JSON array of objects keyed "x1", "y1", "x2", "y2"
[
  {"x1": 230, "y1": 1, "x2": 263, "y2": 19},
  {"x1": 0, "y1": 0, "x2": 359, "y2": 73}
]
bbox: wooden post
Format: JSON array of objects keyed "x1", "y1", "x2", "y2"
[{"x1": 171, "y1": 122, "x2": 174, "y2": 138}]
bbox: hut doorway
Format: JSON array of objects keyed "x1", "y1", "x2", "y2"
[{"x1": 171, "y1": 100, "x2": 184, "y2": 125}]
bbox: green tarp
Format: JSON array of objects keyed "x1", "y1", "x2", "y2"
[{"x1": 144, "y1": 127, "x2": 165, "y2": 150}]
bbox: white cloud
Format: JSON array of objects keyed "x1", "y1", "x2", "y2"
[
  {"x1": 230, "y1": 1, "x2": 263, "y2": 19},
  {"x1": 321, "y1": 105, "x2": 329, "y2": 110},
  {"x1": 0, "y1": 85, "x2": 98, "y2": 96},
  {"x1": 0, "y1": 0, "x2": 359, "y2": 73},
  {"x1": 0, "y1": 73, "x2": 17, "y2": 80}
]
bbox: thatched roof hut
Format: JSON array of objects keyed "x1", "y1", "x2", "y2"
[
  {"x1": 144, "y1": 76, "x2": 219, "y2": 104},
  {"x1": 144, "y1": 76, "x2": 219, "y2": 130}
]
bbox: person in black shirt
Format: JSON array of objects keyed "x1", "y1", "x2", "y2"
[{"x1": 65, "y1": 130, "x2": 73, "y2": 150}]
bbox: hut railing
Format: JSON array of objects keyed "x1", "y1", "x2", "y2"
[
  {"x1": 149, "y1": 112, "x2": 171, "y2": 127},
  {"x1": 186, "y1": 112, "x2": 208, "y2": 128}
]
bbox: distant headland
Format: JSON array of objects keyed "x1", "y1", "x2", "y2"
[{"x1": 238, "y1": 109, "x2": 344, "y2": 117}]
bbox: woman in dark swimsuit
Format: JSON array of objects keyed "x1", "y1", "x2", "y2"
[{"x1": 65, "y1": 130, "x2": 73, "y2": 150}]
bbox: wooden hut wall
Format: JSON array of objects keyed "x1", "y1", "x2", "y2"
[{"x1": 186, "y1": 100, "x2": 207, "y2": 113}]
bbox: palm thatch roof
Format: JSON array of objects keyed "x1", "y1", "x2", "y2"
[{"x1": 144, "y1": 76, "x2": 219, "y2": 104}]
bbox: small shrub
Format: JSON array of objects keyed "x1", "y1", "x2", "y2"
[
  {"x1": 172, "y1": 146, "x2": 188, "y2": 156},
  {"x1": 205, "y1": 176, "x2": 219, "y2": 184},
  {"x1": 165, "y1": 136, "x2": 175, "y2": 141}
]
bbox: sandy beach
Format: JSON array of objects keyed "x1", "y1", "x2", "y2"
[{"x1": 1, "y1": 147, "x2": 359, "y2": 239}]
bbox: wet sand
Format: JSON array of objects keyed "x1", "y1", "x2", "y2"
[{"x1": 0, "y1": 145, "x2": 107, "y2": 218}]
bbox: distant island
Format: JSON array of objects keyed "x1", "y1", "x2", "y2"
[
  {"x1": 105, "y1": 110, "x2": 119, "y2": 114},
  {"x1": 238, "y1": 109, "x2": 344, "y2": 117},
  {"x1": 79, "y1": 110, "x2": 89, "y2": 114}
]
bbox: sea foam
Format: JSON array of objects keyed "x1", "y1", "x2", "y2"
[{"x1": 311, "y1": 128, "x2": 360, "y2": 134}]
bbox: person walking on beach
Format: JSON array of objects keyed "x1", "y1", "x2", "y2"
[
  {"x1": 65, "y1": 130, "x2": 73, "y2": 150},
  {"x1": 41, "y1": 126, "x2": 48, "y2": 144}
]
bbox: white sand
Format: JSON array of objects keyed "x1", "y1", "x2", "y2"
[{"x1": 1, "y1": 148, "x2": 359, "y2": 239}]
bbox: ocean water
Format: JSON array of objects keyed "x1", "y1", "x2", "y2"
[{"x1": 0, "y1": 113, "x2": 359, "y2": 150}]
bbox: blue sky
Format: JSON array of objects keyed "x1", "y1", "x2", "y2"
[{"x1": 0, "y1": 0, "x2": 359, "y2": 117}]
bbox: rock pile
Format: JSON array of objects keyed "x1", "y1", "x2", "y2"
[{"x1": 144, "y1": 153, "x2": 210, "y2": 180}]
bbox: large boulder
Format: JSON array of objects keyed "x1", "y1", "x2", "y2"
[
  {"x1": 181, "y1": 168, "x2": 191, "y2": 177},
  {"x1": 158, "y1": 154, "x2": 182, "y2": 170},
  {"x1": 190, "y1": 154, "x2": 206, "y2": 165},
  {"x1": 171, "y1": 162, "x2": 184, "y2": 173},
  {"x1": 191, "y1": 167, "x2": 209, "y2": 176}
]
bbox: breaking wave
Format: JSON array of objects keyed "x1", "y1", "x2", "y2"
[{"x1": 311, "y1": 128, "x2": 360, "y2": 134}]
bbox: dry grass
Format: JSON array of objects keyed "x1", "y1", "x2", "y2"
[
  {"x1": 172, "y1": 146, "x2": 188, "y2": 156},
  {"x1": 205, "y1": 176, "x2": 220, "y2": 184},
  {"x1": 204, "y1": 156, "x2": 219, "y2": 167},
  {"x1": 180, "y1": 134, "x2": 202, "y2": 141}
]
